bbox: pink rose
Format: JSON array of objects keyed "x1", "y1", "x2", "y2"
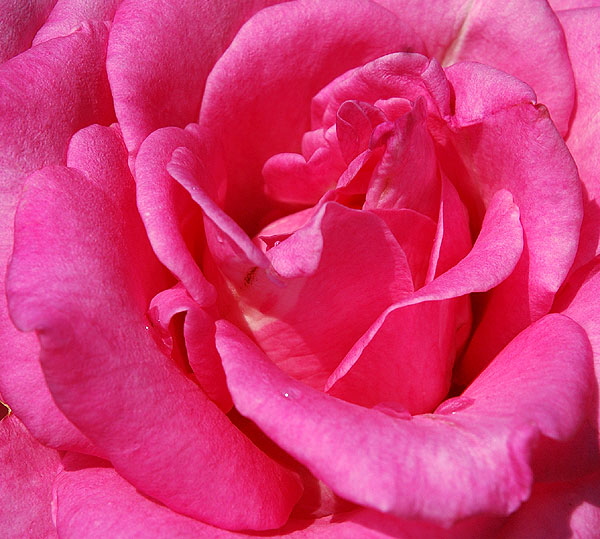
[{"x1": 1, "y1": 0, "x2": 600, "y2": 537}]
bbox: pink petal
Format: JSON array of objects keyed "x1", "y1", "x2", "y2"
[
  {"x1": 364, "y1": 98, "x2": 441, "y2": 220},
  {"x1": 170, "y1": 147, "x2": 414, "y2": 389},
  {"x1": 0, "y1": 21, "x2": 114, "y2": 453},
  {"x1": 54, "y1": 460, "x2": 239, "y2": 538},
  {"x1": 377, "y1": 0, "x2": 575, "y2": 135},
  {"x1": 557, "y1": 8, "x2": 600, "y2": 271},
  {"x1": 7, "y1": 128, "x2": 301, "y2": 531},
  {"x1": 199, "y1": 0, "x2": 424, "y2": 228},
  {"x1": 311, "y1": 53, "x2": 451, "y2": 131},
  {"x1": 33, "y1": 0, "x2": 121, "y2": 44},
  {"x1": 55, "y1": 457, "x2": 486, "y2": 538},
  {"x1": 369, "y1": 208, "x2": 437, "y2": 289},
  {"x1": 549, "y1": 0, "x2": 600, "y2": 8},
  {"x1": 499, "y1": 471, "x2": 600, "y2": 538},
  {"x1": 425, "y1": 175, "x2": 472, "y2": 283},
  {"x1": 0, "y1": 415, "x2": 61, "y2": 538},
  {"x1": 0, "y1": 0, "x2": 55, "y2": 62},
  {"x1": 325, "y1": 189, "x2": 520, "y2": 412},
  {"x1": 444, "y1": 62, "x2": 582, "y2": 380},
  {"x1": 554, "y1": 259, "x2": 600, "y2": 474},
  {"x1": 218, "y1": 312, "x2": 593, "y2": 525},
  {"x1": 149, "y1": 286, "x2": 232, "y2": 411},
  {"x1": 106, "y1": 0, "x2": 280, "y2": 156},
  {"x1": 135, "y1": 125, "x2": 219, "y2": 306}
]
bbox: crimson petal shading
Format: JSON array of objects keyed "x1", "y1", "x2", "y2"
[
  {"x1": 0, "y1": 21, "x2": 114, "y2": 454},
  {"x1": 218, "y1": 312, "x2": 593, "y2": 525},
  {"x1": 6, "y1": 126, "x2": 302, "y2": 531}
]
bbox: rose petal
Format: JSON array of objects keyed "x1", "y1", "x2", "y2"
[
  {"x1": 553, "y1": 258, "x2": 600, "y2": 473},
  {"x1": 325, "y1": 189, "x2": 520, "y2": 412},
  {"x1": 218, "y1": 312, "x2": 593, "y2": 525},
  {"x1": 0, "y1": 414, "x2": 61, "y2": 538},
  {"x1": 364, "y1": 98, "x2": 441, "y2": 220},
  {"x1": 499, "y1": 470, "x2": 600, "y2": 539},
  {"x1": 54, "y1": 458, "x2": 480, "y2": 538},
  {"x1": 549, "y1": 0, "x2": 600, "y2": 8},
  {"x1": 106, "y1": 0, "x2": 280, "y2": 156},
  {"x1": 445, "y1": 62, "x2": 582, "y2": 380},
  {"x1": 0, "y1": 0, "x2": 55, "y2": 62},
  {"x1": 7, "y1": 128, "x2": 302, "y2": 531},
  {"x1": 557, "y1": 8, "x2": 600, "y2": 271},
  {"x1": 369, "y1": 208, "x2": 437, "y2": 289},
  {"x1": 312, "y1": 53, "x2": 451, "y2": 131},
  {"x1": 33, "y1": 0, "x2": 122, "y2": 44},
  {"x1": 135, "y1": 125, "x2": 219, "y2": 305},
  {"x1": 149, "y1": 286, "x2": 232, "y2": 411},
  {"x1": 376, "y1": 0, "x2": 575, "y2": 135},
  {"x1": 425, "y1": 175, "x2": 472, "y2": 283},
  {"x1": 199, "y1": 0, "x2": 425, "y2": 228},
  {"x1": 0, "y1": 21, "x2": 114, "y2": 453}
]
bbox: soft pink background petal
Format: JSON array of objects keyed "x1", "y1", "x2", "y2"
[
  {"x1": 33, "y1": 0, "x2": 122, "y2": 44},
  {"x1": 0, "y1": 22, "x2": 114, "y2": 453},
  {"x1": 106, "y1": 0, "x2": 284, "y2": 156},
  {"x1": 218, "y1": 313, "x2": 593, "y2": 524},
  {"x1": 0, "y1": 0, "x2": 55, "y2": 62},
  {"x1": 0, "y1": 414, "x2": 60, "y2": 538},
  {"x1": 444, "y1": 62, "x2": 582, "y2": 380},
  {"x1": 558, "y1": 8, "x2": 600, "y2": 272},
  {"x1": 199, "y1": 0, "x2": 425, "y2": 229},
  {"x1": 6, "y1": 126, "x2": 301, "y2": 531},
  {"x1": 376, "y1": 0, "x2": 575, "y2": 135}
]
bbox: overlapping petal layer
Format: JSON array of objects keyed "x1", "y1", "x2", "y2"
[{"x1": 6, "y1": 125, "x2": 302, "y2": 531}]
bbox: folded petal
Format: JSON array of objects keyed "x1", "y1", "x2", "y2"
[
  {"x1": 218, "y1": 313, "x2": 593, "y2": 525},
  {"x1": 557, "y1": 8, "x2": 600, "y2": 271},
  {"x1": 199, "y1": 0, "x2": 424, "y2": 228},
  {"x1": 445, "y1": 62, "x2": 582, "y2": 379},
  {"x1": 326, "y1": 189, "x2": 520, "y2": 412},
  {"x1": 7, "y1": 128, "x2": 301, "y2": 531},
  {"x1": 0, "y1": 0, "x2": 55, "y2": 62},
  {"x1": 106, "y1": 0, "x2": 279, "y2": 155},
  {"x1": 377, "y1": 0, "x2": 575, "y2": 135},
  {"x1": 149, "y1": 286, "x2": 232, "y2": 411},
  {"x1": 135, "y1": 125, "x2": 219, "y2": 305},
  {"x1": 0, "y1": 414, "x2": 61, "y2": 538},
  {"x1": 0, "y1": 21, "x2": 114, "y2": 453},
  {"x1": 33, "y1": 0, "x2": 122, "y2": 44}
]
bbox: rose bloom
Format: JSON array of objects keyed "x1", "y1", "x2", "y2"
[{"x1": 2, "y1": 0, "x2": 600, "y2": 537}]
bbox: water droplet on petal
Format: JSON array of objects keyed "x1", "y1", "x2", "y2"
[
  {"x1": 435, "y1": 396, "x2": 475, "y2": 415},
  {"x1": 281, "y1": 387, "x2": 300, "y2": 400}
]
